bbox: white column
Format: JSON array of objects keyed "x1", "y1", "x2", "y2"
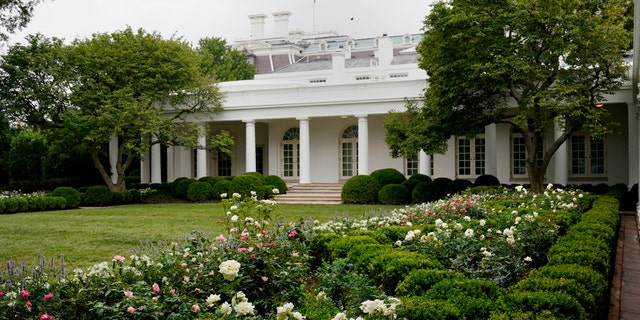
[
  {"x1": 196, "y1": 125, "x2": 207, "y2": 178},
  {"x1": 151, "y1": 134, "x2": 162, "y2": 183},
  {"x1": 178, "y1": 146, "x2": 192, "y2": 178},
  {"x1": 553, "y1": 122, "x2": 568, "y2": 185},
  {"x1": 357, "y1": 115, "x2": 369, "y2": 175},
  {"x1": 298, "y1": 117, "x2": 311, "y2": 184},
  {"x1": 419, "y1": 150, "x2": 431, "y2": 176},
  {"x1": 109, "y1": 134, "x2": 118, "y2": 184},
  {"x1": 244, "y1": 120, "x2": 257, "y2": 173},
  {"x1": 484, "y1": 124, "x2": 497, "y2": 176},
  {"x1": 166, "y1": 146, "x2": 175, "y2": 183}
]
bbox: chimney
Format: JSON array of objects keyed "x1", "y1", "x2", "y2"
[
  {"x1": 272, "y1": 11, "x2": 292, "y2": 37},
  {"x1": 332, "y1": 50, "x2": 346, "y2": 82},
  {"x1": 375, "y1": 35, "x2": 393, "y2": 66},
  {"x1": 249, "y1": 14, "x2": 267, "y2": 38}
]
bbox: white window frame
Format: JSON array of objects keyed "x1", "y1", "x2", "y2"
[
  {"x1": 569, "y1": 133, "x2": 606, "y2": 178},
  {"x1": 456, "y1": 135, "x2": 485, "y2": 179}
]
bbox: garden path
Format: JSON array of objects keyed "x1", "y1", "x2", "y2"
[{"x1": 609, "y1": 212, "x2": 640, "y2": 320}]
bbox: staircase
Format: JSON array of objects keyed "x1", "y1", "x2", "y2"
[{"x1": 275, "y1": 183, "x2": 343, "y2": 204}]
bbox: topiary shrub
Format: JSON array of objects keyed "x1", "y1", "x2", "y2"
[
  {"x1": 213, "y1": 180, "x2": 232, "y2": 200},
  {"x1": 396, "y1": 269, "x2": 466, "y2": 297},
  {"x1": 412, "y1": 181, "x2": 440, "y2": 204},
  {"x1": 432, "y1": 177, "x2": 452, "y2": 197},
  {"x1": 175, "y1": 178, "x2": 196, "y2": 199},
  {"x1": 378, "y1": 184, "x2": 410, "y2": 205},
  {"x1": 171, "y1": 177, "x2": 191, "y2": 195},
  {"x1": 83, "y1": 185, "x2": 113, "y2": 206},
  {"x1": 445, "y1": 179, "x2": 473, "y2": 195},
  {"x1": 51, "y1": 186, "x2": 82, "y2": 208},
  {"x1": 409, "y1": 173, "x2": 431, "y2": 182},
  {"x1": 341, "y1": 175, "x2": 380, "y2": 204},
  {"x1": 243, "y1": 171, "x2": 267, "y2": 184},
  {"x1": 2, "y1": 198, "x2": 19, "y2": 213},
  {"x1": 401, "y1": 179, "x2": 421, "y2": 194},
  {"x1": 265, "y1": 175, "x2": 288, "y2": 194},
  {"x1": 198, "y1": 176, "x2": 224, "y2": 189},
  {"x1": 229, "y1": 174, "x2": 265, "y2": 199},
  {"x1": 370, "y1": 168, "x2": 406, "y2": 187},
  {"x1": 187, "y1": 181, "x2": 214, "y2": 202},
  {"x1": 111, "y1": 191, "x2": 134, "y2": 205},
  {"x1": 474, "y1": 174, "x2": 500, "y2": 186},
  {"x1": 424, "y1": 278, "x2": 501, "y2": 319},
  {"x1": 396, "y1": 296, "x2": 461, "y2": 320}
]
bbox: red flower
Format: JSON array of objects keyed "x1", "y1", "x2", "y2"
[
  {"x1": 40, "y1": 314, "x2": 53, "y2": 320},
  {"x1": 20, "y1": 290, "x2": 30, "y2": 298},
  {"x1": 44, "y1": 293, "x2": 54, "y2": 301}
]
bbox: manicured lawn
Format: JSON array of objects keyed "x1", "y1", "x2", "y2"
[{"x1": 0, "y1": 203, "x2": 396, "y2": 270}]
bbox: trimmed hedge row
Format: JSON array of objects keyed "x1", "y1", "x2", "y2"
[{"x1": 0, "y1": 196, "x2": 67, "y2": 214}]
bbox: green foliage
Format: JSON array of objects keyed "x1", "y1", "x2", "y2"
[
  {"x1": 265, "y1": 175, "x2": 288, "y2": 194},
  {"x1": 341, "y1": 175, "x2": 380, "y2": 204},
  {"x1": 412, "y1": 181, "x2": 440, "y2": 203},
  {"x1": 385, "y1": 0, "x2": 630, "y2": 193},
  {"x1": 496, "y1": 290, "x2": 586, "y2": 320},
  {"x1": 186, "y1": 181, "x2": 214, "y2": 202},
  {"x1": 197, "y1": 176, "x2": 223, "y2": 188},
  {"x1": 51, "y1": 186, "x2": 81, "y2": 208},
  {"x1": 369, "y1": 250, "x2": 443, "y2": 294},
  {"x1": 212, "y1": 179, "x2": 232, "y2": 200},
  {"x1": 196, "y1": 37, "x2": 256, "y2": 81},
  {"x1": 396, "y1": 296, "x2": 461, "y2": 320},
  {"x1": 328, "y1": 235, "x2": 380, "y2": 260},
  {"x1": 378, "y1": 184, "x2": 410, "y2": 205},
  {"x1": 474, "y1": 174, "x2": 500, "y2": 186},
  {"x1": 445, "y1": 179, "x2": 473, "y2": 195},
  {"x1": 396, "y1": 269, "x2": 465, "y2": 297},
  {"x1": 409, "y1": 173, "x2": 431, "y2": 182},
  {"x1": 425, "y1": 278, "x2": 502, "y2": 319},
  {"x1": 83, "y1": 185, "x2": 112, "y2": 206},
  {"x1": 229, "y1": 173, "x2": 265, "y2": 199},
  {"x1": 369, "y1": 168, "x2": 406, "y2": 187},
  {"x1": 175, "y1": 178, "x2": 196, "y2": 199},
  {"x1": 513, "y1": 277, "x2": 596, "y2": 317},
  {"x1": 401, "y1": 178, "x2": 421, "y2": 194}
]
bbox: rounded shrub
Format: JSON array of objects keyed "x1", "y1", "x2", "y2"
[
  {"x1": 83, "y1": 185, "x2": 113, "y2": 206},
  {"x1": 396, "y1": 269, "x2": 465, "y2": 297},
  {"x1": 412, "y1": 181, "x2": 440, "y2": 204},
  {"x1": 171, "y1": 177, "x2": 191, "y2": 195},
  {"x1": 51, "y1": 187, "x2": 82, "y2": 208},
  {"x1": 213, "y1": 180, "x2": 232, "y2": 200},
  {"x1": 378, "y1": 184, "x2": 410, "y2": 205},
  {"x1": 243, "y1": 171, "x2": 267, "y2": 184},
  {"x1": 111, "y1": 191, "x2": 134, "y2": 204},
  {"x1": 409, "y1": 173, "x2": 431, "y2": 182},
  {"x1": 474, "y1": 174, "x2": 500, "y2": 186},
  {"x1": 175, "y1": 178, "x2": 196, "y2": 199},
  {"x1": 265, "y1": 175, "x2": 288, "y2": 194},
  {"x1": 187, "y1": 181, "x2": 214, "y2": 202},
  {"x1": 198, "y1": 176, "x2": 224, "y2": 188},
  {"x1": 401, "y1": 178, "x2": 421, "y2": 194},
  {"x1": 370, "y1": 168, "x2": 406, "y2": 187},
  {"x1": 229, "y1": 174, "x2": 265, "y2": 199},
  {"x1": 396, "y1": 296, "x2": 461, "y2": 320},
  {"x1": 3, "y1": 198, "x2": 19, "y2": 213},
  {"x1": 445, "y1": 179, "x2": 473, "y2": 195},
  {"x1": 341, "y1": 175, "x2": 380, "y2": 204},
  {"x1": 432, "y1": 177, "x2": 452, "y2": 197}
]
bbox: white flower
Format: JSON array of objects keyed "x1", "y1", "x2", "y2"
[
  {"x1": 231, "y1": 215, "x2": 239, "y2": 222},
  {"x1": 464, "y1": 228, "x2": 474, "y2": 237},
  {"x1": 219, "y1": 302, "x2": 233, "y2": 315},
  {"x1": 232, "y1": 193, "x2": 241, "y2": 198},
  {"x1": 332, "y1": 312, "x2": 348, "y2": 320},
  {"x1": 234, "y1": 301, "x2": 255, "y2": 316},
  {"x1": 360, "y1": 299, "x2": 387, "y2": 314},
  {"x1": 524, "y1": 256, "x2": 533, "y2": 262},
  {"x1": 219, "y1": 260, "x2": 241, "y2": 280},
  {"x1": 479, "y1": 219, "x2": 486, "y2": 226},
  {"x1": 206, "y1": 294, "x2": 221, "y2": 307},
  {"x1": 220, "y1": 193, "x2": 227, "y2": 199},
  {"x1": 395, "y1": 240, "x2": 402, "y2": 247},
  {"x1": 292, "y1": 311, "x2": 305, "y2": 319},
  {"x1": 435, "y1": 219, "x2": 443, "y2": 227},
  {"x1": 272, "y1": 188, "x2": 280, "y2": 194},
  {"x1": 515, "y1": 217, "x2": 521, "y2": 224},
  {"x1": 463, "y1": 216, "x2": 471, "y2": 222},
  {"x1": 405, "y1": 231, "x2": 415, "y2": 241}
]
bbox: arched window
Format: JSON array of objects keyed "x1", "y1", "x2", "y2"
[
  {"x1": 340, "y1": 125, "x2": 358, "y2": 178},
  {"x1": 282, "y1": 127, "x2": 300, "y2": 178}
]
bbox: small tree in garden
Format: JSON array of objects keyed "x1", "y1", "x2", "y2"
[{"x1": 385, "y1": 0, "x2": 630, "y2": 193}]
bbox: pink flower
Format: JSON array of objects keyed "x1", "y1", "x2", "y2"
[
  {"x1": 20, "y1": 290, "x2": 30, "y2": 298},
  {"x1": 267, "y1": 241, "x2": 275, "y2": 247},
  {"x1": 169, "y1": 289, "x2": 176, "y2": 295},
  {"x1": 292, "y1": 251, "x2": 299, "y2": 257},
  {"x1": 124, "y1": 290, "x2": 134, "y2": 298},
  {"x1": 248, "y1": 247, "x2": 254, "y2": 252},
  {"x1": 44, "y1": 293, "x2": 54, "y2": 301},
  {"x1": 191, "y1": 304, "x2": 201, "y2": 313},
  {"x1": 113, "y1": 255, "x2": 125, "y2": 262},
  {"x1": 0, "y1": 291, "x2": 4, "y2": 298},
  {"x1": 217, "y1": 234, "x2": 226, "y2": 242},
  {"x1": 261, "y1": 276, "x2": 268, "y2": 282},
  {"x1": 237, "y1": 247, "x2": 247, "y2": 253},
  {"x1": 152, "y1": 283, "x2": 160, "y2": 294},
  {"x1": 240, "y1": 235, "x2": 248, "y2": 241},
  {"x1": 40, "y1": 314, "x2": 53, "y2": 320},
  {"x1": 250, "y1": 254, "x2": 257, "y2": 259},
  {"x1": 288, "y1": 230, "x2": 298, "y2": 238},
  {"x1": 26, "y1": 301, "x2": 32, "y2": 307},
  {"x1": 183, "y1": 276, "x2": 190, "y2": 283},
  {"x1": 127, "y1": 306, "x2": 135, "y2": 314}
]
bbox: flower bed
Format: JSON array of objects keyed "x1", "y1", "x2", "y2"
[{"x1": 0, "y1": 185, "x2": 618, "y2": 319}]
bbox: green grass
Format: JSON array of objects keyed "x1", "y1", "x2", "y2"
[{"x1": 0, "y1": 203, "x2": 397, "y2": 271}]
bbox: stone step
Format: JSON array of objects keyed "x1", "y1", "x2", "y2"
[{"x1": 275, "y1": 183, "x2": 343, "y2": 204}]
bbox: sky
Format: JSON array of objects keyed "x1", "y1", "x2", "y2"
[{"x1": 9, "y1": 0, "x2": 435, "y2": 46}]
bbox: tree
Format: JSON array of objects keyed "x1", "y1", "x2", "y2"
[
  {"x1": 0, "y1": 0, "x2": 42, "y2": 42},
  {"x1": 197, "y1": 37, "x2": 256, "y2": 81},
  {"x1": 384, "y1": 0, "x2": 630, "y2": 193},
  {"x1": 0, "y1": 28, "x2": 225, "y2": 191}
]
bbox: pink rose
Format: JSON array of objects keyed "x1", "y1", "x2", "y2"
[
  {"x1": 261, "y1": 276, "x2": 268, "y2": 282},
  {"x1": 240, "y1": 235, "x2": 247, "y2": 241},
  {"x1": 127, "y1": 306, "x2": 135, "y2": 314},
  {"x1": 152, "y1": 283, "x2": 160, "y2": 294},
  {"x1": 237, "y1": 247, "x2": 247, "y2": 253},
  {"x1": 113, "y1": 255, "x2": 125, "y2": 262},
  {"x1": 0, "y1": 291, "x2": 4, "y2": 297},
  {"x1": 40, "y1": 314, "x2": 53, "y2": 320},
  {"x1": 170, "y1": 289, "x2": 176, "y2": 295},
  {"x1": 26, "y1": 301, "x2": 32, "y2": 307},
  {"x1": 288, "y1": 230, "x2": 298, "y2": 238},
  {"x1": 20, "y1": 290, "x2": 30, "y2": 298},
  {"x1": 44, "y1": 293, "x2": 54, "y2": 301},
  {"x1": 124, "y1": 290, "x2": 133, "y2": 298},
  {"x1": 183, "y1": 276, "x2": 190, "y2": 282},
  {"x1": 192, "y1": 304, "x2": 201, "y2": 313}
]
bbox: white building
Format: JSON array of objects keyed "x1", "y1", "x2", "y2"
[{"x1": 138, "y1": 11, "x2": 639, "y2": 192}]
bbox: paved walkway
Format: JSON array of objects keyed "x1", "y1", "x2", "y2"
[{"x1": 609, "y1": 212, "x2": 640, "y2": 320}]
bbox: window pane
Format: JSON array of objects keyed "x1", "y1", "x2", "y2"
[
  {"x1": 475, "y1": 138, "x2": 485, "y2": 175},
  {"x1": 571, "y1": 136, "x2": 586, "y2": 175},
  {"x1": 590, "y1": 139, "x2": 604, "y2": 174},
  {"x1": 458, "y1": 138, "x2": 471, "y2": 175},
  {"x1": 406, "y1": 153, "x2": 419, "y2": 176},
  {"x1": 513, "y1": 137, "x2": 527, "y2": 175}
]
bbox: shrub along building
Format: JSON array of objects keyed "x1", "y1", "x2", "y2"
[{"x1": 133, "y1": 11, "x2": 637, "y2": 192}]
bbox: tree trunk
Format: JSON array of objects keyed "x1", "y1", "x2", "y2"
[{"x1": 87, "y1": 146, "x2": 126, "y2": 192}]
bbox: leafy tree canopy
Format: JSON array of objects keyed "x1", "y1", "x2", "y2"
[
  {"x1": 385, "y1": 0, "x2": 630, "y2": 193},
  {"x1": 197, "y1": 37, "x2": 256, "y2": 81},
  {"x1": 0, "y1": 0, "x2": 41, "y2": 42},
  {"x1": 0, "y1": 28, "x2": 226, "y2": 191}
]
